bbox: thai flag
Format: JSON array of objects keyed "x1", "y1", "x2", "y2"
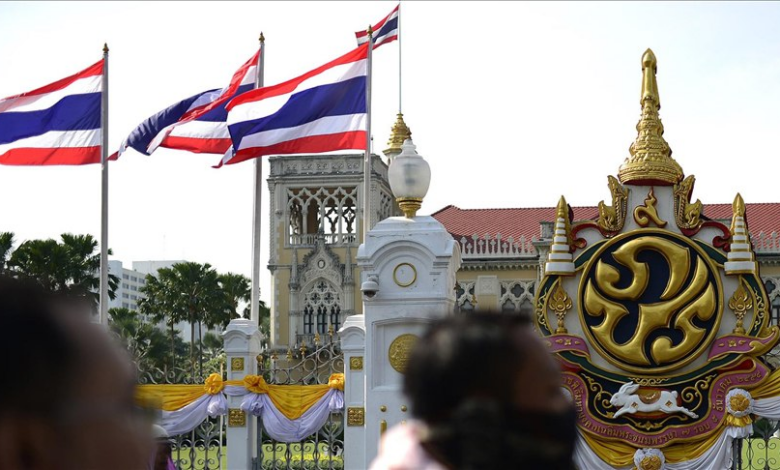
[
  {"x1": 117, "y1": 51, "x2": 259, "y2": 157},
  {"x1": 0, "y1": 60, "x2": 104, "y2": 165},
  {"x1": 355, "y1": 4, "x2": 399, "y2": 50},
  {"x1": 221, "y1": 43, "x2": 368, "y2": 167}
]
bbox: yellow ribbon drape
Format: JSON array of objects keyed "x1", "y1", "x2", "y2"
[
  {"x1": 135, "y1": 373, "x2": 345, "y2": 419},
  {"x1": 580, "y1": 427, "x2": 728, "y2": 466},
  {"x1": 750, "y1": 367, "x2": 780, "y2": 399}
]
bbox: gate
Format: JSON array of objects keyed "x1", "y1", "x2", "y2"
[
  {"x1": 138, "y1": 366, "x2": 226, "y2": 470},
  {"x1": 253, "y1": 333, "x2": 345, "y2": 470}
]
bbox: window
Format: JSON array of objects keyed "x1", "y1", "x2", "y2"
[
  {"x1": 122, "y1": 293, "x2": 129, "y2": 299},
  {"x1": 123, "y1": 274, "x2": 129, "y2": 280},
  {"x1": 123, "y1": 302, "x2": 129, "y2": 308},
  {"x1": 287, "y1": 186, "x2": 358, "y2": 245},
  {"x1": 303, "y1": 280, "x2": 342, "y2": 335},
  {"x1": 772, "y1": 297, "x2": 780, "y2": 326},
  {"x1": 131, "y1": 276, "x2": 138, "y2": 282}
]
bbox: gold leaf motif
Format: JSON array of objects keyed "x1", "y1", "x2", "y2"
[
  {"x1": 730, "y1": 394, "x2": 750, "y2": 413},
  {"x1": 228, "y1": 409, "x2": 246, "y2": 427},
  {"x1": 548, "y1": 281, "x2": 573, "y2": 334},
  {"x1": 634, "y1": 188, "x2": 667, "y2": 228},
  {"x1": 347, "y1": 407, "x2": 365, "y2": 426},
  {"x1": 639, "y1": 455, "x2": 663, "y2": 470},
  {"x1": 349, "y1": 356, "x2": 364, "y2": 371},
  {"x1": 728, "y1": 278, "x2": 753, "y2": 334}
]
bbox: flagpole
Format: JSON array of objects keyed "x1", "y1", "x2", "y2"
[
  {"x1": 363, "y1": 27, "x2": 373, "y2": 242},
  {"x1": 99, "y1": 43, "x2": 109, "y2": 325},
  {"x1": 250, "y1": 33, "x2": 264, "y2": 326},
  {"x1": 398, "y1": 1, "x2": 402, "y2": 113}
]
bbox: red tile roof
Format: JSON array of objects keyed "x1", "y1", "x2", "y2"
[{"x1": 432, "y1": 203, "x2": 780, "y2": 250}]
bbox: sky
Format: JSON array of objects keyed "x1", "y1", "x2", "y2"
[{"x1": 1, "y1": 1, "x2": 779, "y2": 302}]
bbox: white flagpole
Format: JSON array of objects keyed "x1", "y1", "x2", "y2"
[
  {"x1": 99, "y1": 43, "x2": 109, "y2": 325},
  {"x1": 363, "y1": 27, "x2": 373, "y2": 242},
  {"x1": 250, "y1": 34, "x2": 265, "y2": 326}
]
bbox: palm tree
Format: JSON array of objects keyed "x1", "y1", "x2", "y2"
[
  {"x1": 7, "y1": 233, "x2": 118, "y2": 309},
  {"x1": 217, "y1": 272, "x2": 251, "y2": 325},
  {"x1": 138, "y1": 262, "x2": 223, "y2": 376},
  {"x1": 0, "y1": 232, "x2": 14, "y2": 272}
]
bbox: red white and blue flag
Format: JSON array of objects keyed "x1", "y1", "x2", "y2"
[
  {"x1": 221, "y1": 43, "x2": 368, "y2": 167},
  {"x1": 0, "y1": 60, "x2": 104, "y2": 165},
  {"x1": 117, "y1": 51, "x2": 259, "y2": 157},
  {"x1": 355, "y1": 4, "x2": 399, "y2": 50}
]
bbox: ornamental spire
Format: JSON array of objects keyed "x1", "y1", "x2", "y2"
[
  {"x1": 545, "y1": 196, "x2": 575, "y2": 276},
  {"x1": 725, "y1": 193, "x2": 757, "y2": 275},
  {"x1": 384, "y1": 113, "x2": 412, "y2": 160},
  {"x1": 618, "y1": 49, "x2": 684, "y2": 186}
]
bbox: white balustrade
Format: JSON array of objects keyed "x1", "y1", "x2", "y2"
[{"x1": 459, "y1": 233, "x2": 538, "y2": 259}]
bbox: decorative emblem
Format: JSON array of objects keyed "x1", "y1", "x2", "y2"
[
  {"x1": 634, "y1": 188, "x2": 667, "y2": 228},
  {"x1": 228, "y1": 409, "x2": 246, "y2": 427},
  {"x1": 634, "y1": 448, "x2": 665, "y2": 470},
  {"x1": 349, "y1": 356, "x2": 364, "y2": 371},
  {"x1": 388, "y1": 334, "x2": 419, "y2": 373},
  {"x1": 347, "y1": 407, "x2": 365, "y2": 426},
  {"x1": 580, "y1": 231, "x2": 721, "y2": 374},
  {"x1": 610, "y1": 382, "x2": 698, "y2": 419},
  {"x1": 393, "y1": 262, "x2": 417, "y2": 288},
  {"x1": 597, "y1": 176, "x2": 629, "y2": 234},
  {"x1": 231, "y1": 357, "x2": 245, "y2": 372}
]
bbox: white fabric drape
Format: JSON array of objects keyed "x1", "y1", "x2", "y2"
[
  {"x1": 752, "y1": 396, "x2": 780, "y2": 418},
  {"x1": 160, "y1": 393, "x2": 227, "y2": 436},
  {"x1": 238, "y1": 388, "x2": 344, "y2": 442}
]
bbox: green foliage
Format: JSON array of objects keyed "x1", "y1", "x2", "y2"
[
  {"x1": 108, "y1": 307, "x2": 181, "y2": 372},
  {"x1": 2, "y1": 232, "x2": 118, "y2": 309}
]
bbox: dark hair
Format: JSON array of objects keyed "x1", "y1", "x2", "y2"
[
  {"x1": 403, "y1": 312, "x2": 532, "y2": 423},
  {"x1": 0, "y1": 276, "x2": 81, "y2": 417}
]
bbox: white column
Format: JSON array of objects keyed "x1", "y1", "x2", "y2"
[
  {"x1": 339, "y1": 314, "x2": 367, "y2": 470},
  {"x1": 223, "y1": 319, "x2": 263, "y2": 469}
]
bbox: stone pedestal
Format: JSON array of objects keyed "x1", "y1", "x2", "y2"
[
  {"x1": 340, "y1": 215, "x2": 461, "y2": 468},
  {"x1": 223, "y1": 319, "x2": 263, "y2": 470}
]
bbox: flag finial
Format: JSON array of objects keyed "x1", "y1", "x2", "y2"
[
  {"x1": 618, "y1": 49, "x2": 684, "y2": 186},
  {"x1": 103, "y1": 43, "x2": 109, "y2": 54},
  {"x1": 367, "y1": 25, "x2": 374, "y2": 37},
  {"x1": 259, "y1": 32, "x2": 265, "y2": 43}
]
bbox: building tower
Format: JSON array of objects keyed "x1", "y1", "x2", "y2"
[{"x1": 266, "y1": 153, "x2": 396, "y2": 351}]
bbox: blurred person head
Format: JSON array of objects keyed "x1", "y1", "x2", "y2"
[
  {"x1": 0, "y1": 275, "x2": 151, "y2": 470},
  {"x1": 402, "y1": 312, "x2": 576, "y2": 470}
]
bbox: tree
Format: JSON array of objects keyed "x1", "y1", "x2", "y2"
[
  {"x1": 218, "y1": 272, "x2": 251, "y2": 325},
  {"x1": 138, "y1": 262, "x2": 225, "y2": 375},
  {"x1": 0, "y1": 232, "x2": 13, "y2": 272},
  {"x1": 109, "y1": 307, "x2": 185, "y2": 375},
  {"x1": 7, "y1": 233, "x2": 118, "y2": 309}
]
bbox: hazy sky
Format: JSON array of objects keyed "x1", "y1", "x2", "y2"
[{"x1": 1, "y1": 1, "x2": 779, "y2": 301}]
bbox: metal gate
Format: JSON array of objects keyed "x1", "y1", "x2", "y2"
[
  {"x1": 138, "y1": 366, "x2": 226, "y2": 470},
  {"x1": 253, "y1": 332, "x2": 345, "y2": 470}
]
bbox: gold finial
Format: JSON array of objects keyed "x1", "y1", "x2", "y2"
[
  {"x1": 618, "y1": 49, "x2": 684, "y2": 186},
  {"x1": 733, "y1": 193, "x2": 745, "y2": 217},
  {"x1": 367, "y1": 25, "x2": 374, "y2": 37},
  {"x1": 384, "y1": 113, "x2": 412, "y2": 158},
  {"x1": 103, "y1": 43, "x2": 109, "y2": 54},
  {"x1": 556, "y1": 196, "x2": 568, "y2": 219},
  {"x1": 259, "y1": 32, "x2": 265, "y2": 43}
]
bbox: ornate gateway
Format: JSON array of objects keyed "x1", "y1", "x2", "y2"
[{"x1": 535, "y1": 50, "x2": 780, "y2": 469}]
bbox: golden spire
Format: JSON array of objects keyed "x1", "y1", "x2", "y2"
[
  {"x1": 618, "y1": 49, "x2": 684, "y2": 186},
  {"x1": 384, "y1": 113, "x2": 412, "y2": 159}
]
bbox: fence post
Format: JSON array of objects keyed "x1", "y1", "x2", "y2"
[
  {"x1": 339, "y1": 314, "x2": 366, "y2": 470},
  {"x1": 223, "y1": 319, "x2": 263, "y2": 469}
]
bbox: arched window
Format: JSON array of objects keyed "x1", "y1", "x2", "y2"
[{"x1": 303, "y1": 280, "x2": 342, "y2": 334}]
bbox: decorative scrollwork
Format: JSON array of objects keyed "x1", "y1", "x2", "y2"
[
  {"x1": 598, "y1": 176, "x2": 629, "y2": 234},
  {"x1": 673, "y1": 175, "x2": 703, "y2": 231}
]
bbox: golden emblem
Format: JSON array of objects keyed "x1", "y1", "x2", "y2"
[
  {"x1": 639, "y1": 455, "x2": 663, "y2": 470},
  {"x1": 347, "y1": 407, "x2": 365, "y2": 426},
  {"x1": 349, "y1": 356, "x2": 364, "y2": 371},
  {"x1": 231, "y1": 357, "x2": 245, "y2": 372},
  {"x1": 633, "y1": 188, "x2": 667, "y2": 228},
  {"x1": 581, "y1": 232, "x2": 721, "y2": 374},
  {"x1": 388, "y1": 334, "x2": 419, "y2": 373},
  {"x1": 228, "y1": 409, "x2": 246, "y2": 427}
]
